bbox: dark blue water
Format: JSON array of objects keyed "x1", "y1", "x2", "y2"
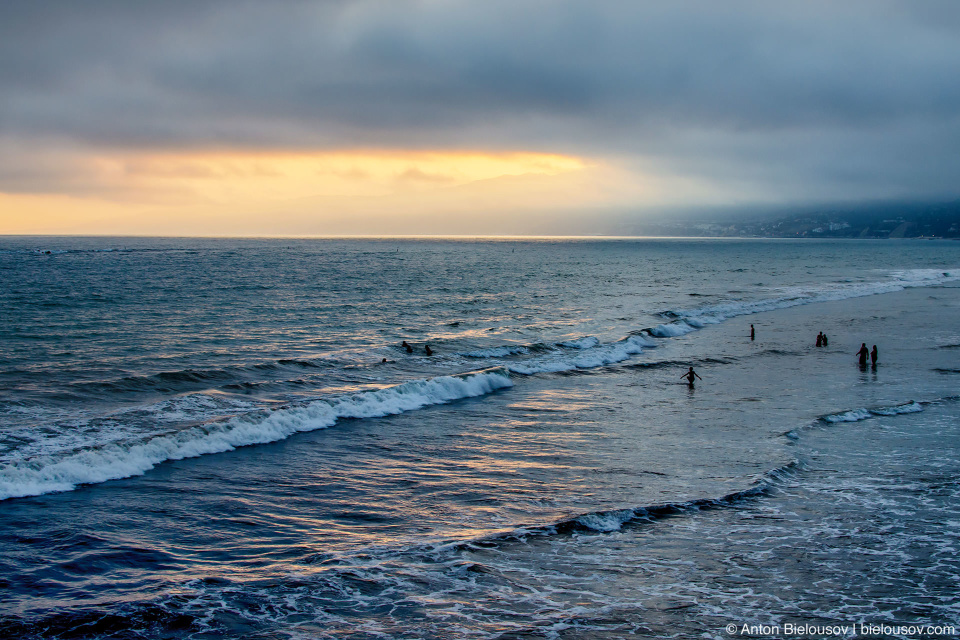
[{"x1": 2, "y1": 237, "x2": 959, "y2": 638}]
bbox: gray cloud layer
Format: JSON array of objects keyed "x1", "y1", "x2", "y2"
[{"x1": 2, "y1": 0, "x2": 960, "y2": 203}]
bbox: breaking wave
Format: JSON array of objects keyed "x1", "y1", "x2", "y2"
[
  {"x1": 782, "y1": 397, "x2": 950, "y2": 439},
  {"x1": 507, "y1": 335, "x2": 655, "y2": 375},
  {"x1": 661, "y1": 268, "x2": 959, "y2": 328},
  {"x1": 821, "y1": 401, "x2": 924, "y2": 424},
  {"x1": 455, "y1": 462, "x2": 801, "y2": 545},
  {"x1": 0, "y1": 368, "x2": 513, "y2": 501}
]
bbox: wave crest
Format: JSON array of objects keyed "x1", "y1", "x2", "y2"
[{"x1": 0, "y1": 368, "x2": 513, "y2": 501}]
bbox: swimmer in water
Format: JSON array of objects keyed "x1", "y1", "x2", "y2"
[
  {"x1": 750, "y1": 324, "x2": 755, "y2": 340},
  {"x1": 402, "y1": 340, "x2": 413, "y2": 353},
  {"x1": 681, "y1": 366, "x2": 702, "y2": 386},
  {"x1": 871, "y1": 345, "x2": 878, "y2": 366},
  {"x1": 425, "y1": 344, "x2": 433, "y2": 356},
  {"x1": 856, "y1": 343, "x2": 870, "y2": 367}
]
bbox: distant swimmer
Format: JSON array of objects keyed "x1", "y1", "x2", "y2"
[
  {"x1": 750, "y1": 324, "x2": 755, "y2": 340},
  {"x1": 681, "y1": 366, "x2": 702, "y2": 387},
  {"x1": 425, "y1": 344, "x2": 433, "y2": 356},
  {"x1": 856, "y1": 343, "x2": 870, "y2": 367},
  {"x1": 822, "y1": 334, "x2": 828, "y2": 347},
  {"x1": 402, "y1": 341, "x2": 413, "y2": 354},
  {"x1": 871, "y1": 345, "x2": 878, "y2": 366},
  {"x1": 816, "y1": 332, "x2": 823, "y2": 347}
]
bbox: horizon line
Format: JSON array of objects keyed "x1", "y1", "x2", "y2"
[{"x1": 0, "y1": 233, "x2": 844, "y2": 241}]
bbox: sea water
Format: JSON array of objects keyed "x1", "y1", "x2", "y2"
[{"x1": 1, "y1": 237, "x2": 959, "y2": 639}]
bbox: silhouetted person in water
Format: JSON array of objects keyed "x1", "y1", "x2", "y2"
[
  {"x1": 871, "y1": 345, "x2": 878, "y2": 366},
  {"x1": 750, "y1": 324, "x2": 755, "y2": 340},
  {"x1": 816, "y1": 332, "x2": 823, "y2": 347},
  {"x1": 681, "y1": 366, "x2": 702, "y2": 387},
  {"x1": 402, "y1": 341, "x2": 413, "y2": 354},
  {"x1": 822, "y1": 334, "x2": 828, "y2": 347},
  {"x1": 425, "y1": 344, "x2": 433, "y2": 356},
  {"x1": 857, "y1": 343, "x2": 870, "y2": 367}
]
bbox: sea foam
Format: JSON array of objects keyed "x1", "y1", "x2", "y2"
[
  {"x1": 0, "y1": 368, "x2": 513, "y2": 501},
  {"x1": 507, "y1": 335, "x2": 653, "y2": 375},
  {"x1": 662, "y1": 268, "x2": 959, "y2": 329},
  {"x1": 822, "y1": 401, "x2": 923, "y2": 424}
]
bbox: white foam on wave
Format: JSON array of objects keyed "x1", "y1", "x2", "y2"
[
  {"x1": 666, "y1": 268, "x2": 960, "y2": 329},
  {"x1": 136, "y1": 392, "x2": 259, "y2": 424},
  {"x1": 558, "y1": 462, "x2": 801, "y2": 535},
  {"x1": 560, "y1": 336, "x2": 601, "y2": 349},
  {"x1": 823, "y1": 408, "x2": 873, "y2": 423},
  {"x1": 508, "y1": 335, "x2": 651, "y2": 375},
  {"x1": 871, "y1": 401, "x2": 924, "y2": 416},
  {"x1": 2, "y1": 392, "x2": 263, "y2": 465},
  {"x1": 576, "y1": 509, "x2": 636, "y2": 532},
  {"x1": 0, "y1": 368, "x2": 513, "y2": 501},
  {"x1": 649, "y1": 322, "x2": 697, "y2": 337},
  {"x1": 462, "y1": 335, "x2": 619, "y2": 362},
  {"x1": 822, "y1": 401, "x2": 924, "y2": 424},
  {"x1": 462, "y1": 346, "x2": 530, "y2": 358}
]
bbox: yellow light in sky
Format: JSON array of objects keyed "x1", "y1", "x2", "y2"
[
  {"x1": 0, "y1": 148, "x2": 680, "y2": 235},
  {"x1": 0, "y1": 149, "x2": 603, "y2": 235},
  {"x1": 120, "y1": 149, "x2": 588, "y2": 203}
]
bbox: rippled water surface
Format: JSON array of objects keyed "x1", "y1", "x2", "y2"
[{"x1": 2, "y1": 237, "x2": 959, "y2": 638}]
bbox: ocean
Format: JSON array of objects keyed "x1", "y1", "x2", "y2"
[{"x1": 1, "y1": 236, "x2": 959, "y2": 639}]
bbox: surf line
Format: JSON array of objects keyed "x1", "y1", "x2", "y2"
[
  {"x1": 0, "y1": 367, "x2": 513, "y2": 501},
  {"x1": 658, "y1": 268, "x2": 960, "y2": 332}
]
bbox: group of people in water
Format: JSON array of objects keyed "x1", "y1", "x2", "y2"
[
  {"x1": 401, "y1": 340, "x2": 432, "y2": 356},
  {"x1": 681, "y1": 324, "x2": 881, "y2": 388},
  {"x1": 396, "y1": 324, "x2": 877, "y2": 388},
  {"x1": 822, "y1": 331, "x2": 881, "y2": 368},
  {"x1": 817, "y1": 332, "x2": 879, "y2": 367},
  {"x1": 856, "y1": 343, "x2": 879, "y2": 368},
  {"x1": 818, "y1": 331, "x2": 878, "y2": 367}
]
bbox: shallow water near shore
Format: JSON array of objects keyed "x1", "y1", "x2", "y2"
[{"x1": 1, "y1": 237, "x2": 959, "y2": 638}]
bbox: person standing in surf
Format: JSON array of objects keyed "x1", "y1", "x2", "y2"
[
  {"x1": 750, "y1": 324, "x2": 755, "y2": 340},
  {"x1": 871, "y1": 345, "x2": 878, "y2": 366},
  {"x1": 681, "y1": 366, "x2": 702, "y2": 387},
  {"x1": 856, "y1": 343, "x2": 870, "y2": 367}
]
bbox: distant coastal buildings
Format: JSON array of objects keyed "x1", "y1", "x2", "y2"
[{"x1": 631, "y1": 200, "x2": 960, "y2": 239}]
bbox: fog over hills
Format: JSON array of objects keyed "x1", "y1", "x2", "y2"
[{"x1": 616, "y1": 200, "x2": 960, "y2": 239}]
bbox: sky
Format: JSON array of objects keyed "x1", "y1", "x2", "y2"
[{"x1": 2, "y1": 0, "x2": 960, "y2": 236}]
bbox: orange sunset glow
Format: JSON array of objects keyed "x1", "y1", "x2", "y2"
[{"x1": 0, "y1": 149, "x2": 672, "y2": 236}]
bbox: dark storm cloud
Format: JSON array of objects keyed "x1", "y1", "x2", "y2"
[{"x1": 2, "y1": 0, "x2": 960, "y2": 201}]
